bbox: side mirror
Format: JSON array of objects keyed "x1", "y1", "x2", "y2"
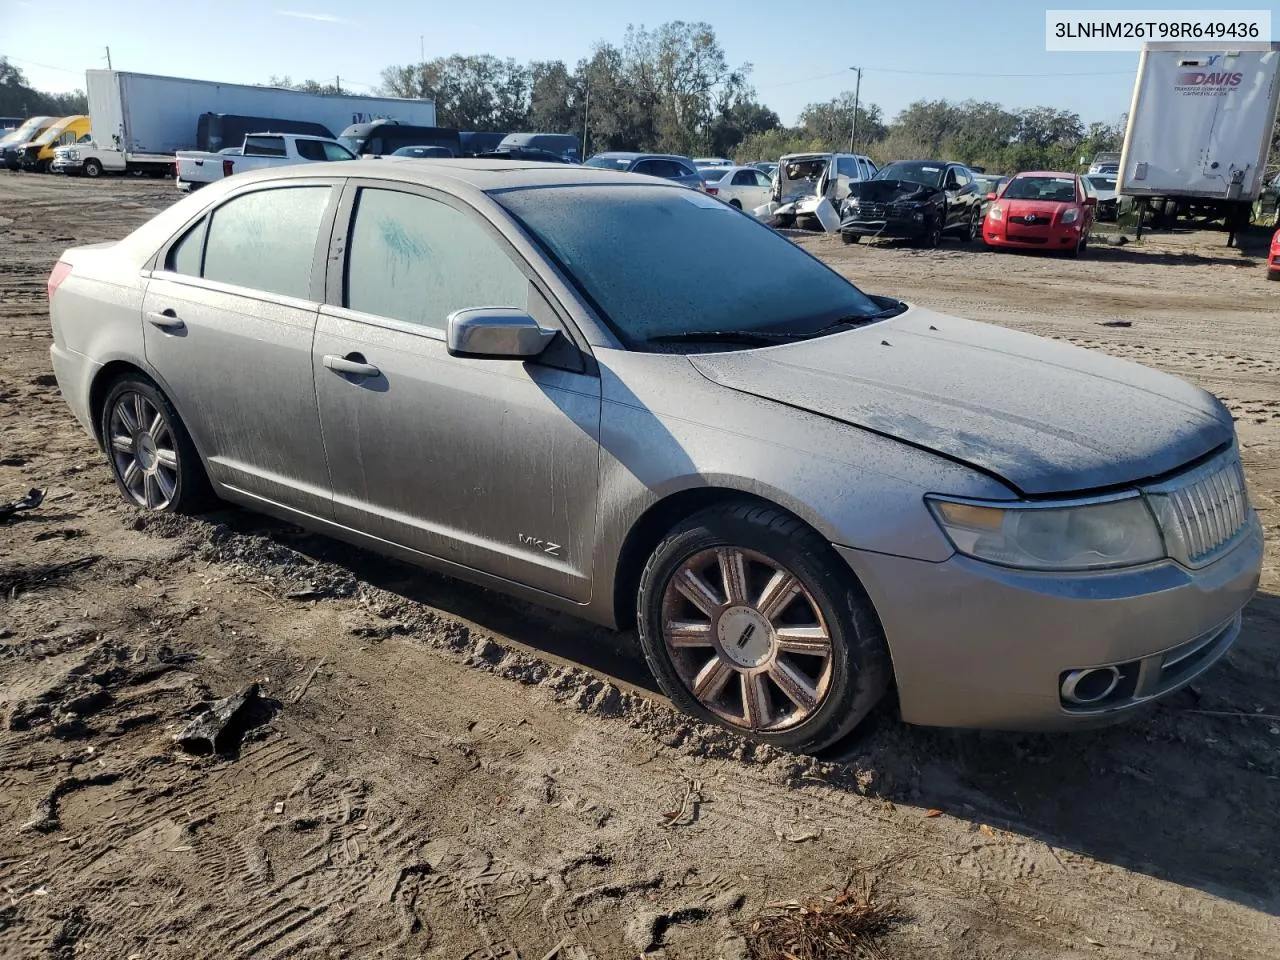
[
  {"x1": 986, "y1": 191, "x2": 997, "y2": 201},
  {"x1": 1083, "y1": 196, "x2": 1097, "y2": 206},
  {"x1": 446, "y1": 307, "x2": 556, "y2": 360}
]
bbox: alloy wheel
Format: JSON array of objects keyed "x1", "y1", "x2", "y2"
[
  {"x1": 660, "y1": 547, "x2": 834, "y2": 732},
  {"x1": 108, "y1": 391, "x2": 180, "y2": 509}
]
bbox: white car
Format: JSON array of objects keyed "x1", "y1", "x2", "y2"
[{"x1": 703, "y1": 165, "x2": 774, "y2": 212}]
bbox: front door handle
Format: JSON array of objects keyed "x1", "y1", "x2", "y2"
[
  {"x1": 147, "y1": 309, "x2": 185, "y2": 331},
  {"x1": 322, "y1": 353, "x2": 381, "y2": 378}
]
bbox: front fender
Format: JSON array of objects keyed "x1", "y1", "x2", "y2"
[{"x1": 587, "y1": 350, "x2": 1014, "y2": 627}]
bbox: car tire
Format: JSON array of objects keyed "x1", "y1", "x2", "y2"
[
  {"x1": 915, "y1": 218, "x2": 942, "y2": 249},
  {"x1": 636, "y1": 501, "x2": 892, "y2": 753},
  {"x1": 840, "y1": 232, "x2": 860, "y2": 244},
  {"x1": 99, "y1": 374, "x2": 214, "y2": 514},
  {"x1": 729, "y1": 199, "x2": 742, "y2": 210},
  {"x1": 83, "y1": 158, "x2": 102, "y2": 178},
  {"x1": 965, "y1": 207, "x2": 981, "y2": 243},
  {"x1": 1268, "y1": 268, "x2": 1280, "y2": 281}
]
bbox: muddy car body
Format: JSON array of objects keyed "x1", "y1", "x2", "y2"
[
  {"x1": 840, "y1": 160, "x2": 984, "y2": 247},
  {"x1": 46, "y1": 161, "x2": 1263, "y2": 752}
]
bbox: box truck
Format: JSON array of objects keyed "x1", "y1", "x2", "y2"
[
  {"x1": 1118, "y1": 42, "x2": 1280, "y2": 242},
  {"x1": 55, "y1": 70, "x2": 436, "y2": 178}
]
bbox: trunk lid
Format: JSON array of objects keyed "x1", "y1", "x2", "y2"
[{"x1": 688, "y1": 306, "x2": 1232, "y2": 496}]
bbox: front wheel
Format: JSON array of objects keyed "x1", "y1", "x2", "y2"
[
  {"x1": 915, "y1": 218, "x2": 942, "y2": 249},
  {"x1": 636, "y1": 502, "x2": 891, "y2": 753},
  {"x1": 100, "y1": 374, "x2": 213, "y2": 513},
  {"x1": 840, "y1": 232, "x2": 860, "y2": 244},
  {"x1": 83, "y1": 158, "x2": 102, "y2": 178}
]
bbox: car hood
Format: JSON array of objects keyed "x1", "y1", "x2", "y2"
[
  {"x1": 846, "y1": 179, "x2": 941, "y2": 204},
  {"x1": 688, "y1": 307, "x2": 1233, "y2": 496}
]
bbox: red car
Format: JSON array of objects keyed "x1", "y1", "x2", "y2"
[
  {"x1": 983, "y1": 171, "x2": 1096, "y2": 256},
  {"x1": 1269, "y1": 228, "x2": 1280, "y2": 280}
]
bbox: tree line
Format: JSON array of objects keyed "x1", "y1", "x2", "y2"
[{"x1": 0, "y1": 58, "x2": 87, "y2": 119}]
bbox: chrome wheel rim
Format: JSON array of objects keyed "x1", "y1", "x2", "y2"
[
  {"x1": 108, "y1": 392, "x2": 179, "y2": 509},
  {"x1": 661, "y1": 548, "x2": 834, "y2": 733}
]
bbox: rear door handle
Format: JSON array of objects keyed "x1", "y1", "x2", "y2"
[
  {"x1": 322, "y1": 353, "x2": 381, "y2": 378},
  {"x1": 147, "y1": 309, "x2": 185, "y2": 331}
]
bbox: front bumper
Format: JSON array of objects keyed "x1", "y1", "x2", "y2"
[
  {"x1": 984, "y1": 221, "x2": 1080, "y2": 250},
  {"x1": 838, "y1": 515, "x2": 1263, "y2": 730},
  {"x1": 839, "y1": 214, "x2": 929, "y2": 240},
  {"x1": 54, "y1": 158, "x2": 84, "y2": 173}
]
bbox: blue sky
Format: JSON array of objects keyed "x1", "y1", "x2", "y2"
[{"x1": 2, "y1": 0, "x2": 1276, "y2": 126}]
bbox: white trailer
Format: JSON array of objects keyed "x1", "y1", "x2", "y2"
[
  {"x1": 1118, "y1": 42, "x2": 1280, "y2": 242},
  {"x1": 56, "y1": 70, "x2": 435, "y2": 178}
]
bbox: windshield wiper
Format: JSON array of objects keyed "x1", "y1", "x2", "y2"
[{"x1": 647, "y1": 330, "x2": 802, "y2": 346}]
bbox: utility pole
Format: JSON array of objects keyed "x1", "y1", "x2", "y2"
[
  {"x1": 848, "y1": 66, "x2": 862, "y2": 153},
  {"x1": 582, "y1": 82, "x2": 590, "y2": 158},
  {"x1": 335, "y1": 76, "x2": 342, "y2": 93},
  {"x1": 420, "y1": 36, "x2": 425, "y2": 62},
  {"x1": 105, "y1": 46, "x2": 113, "y2": 70}
]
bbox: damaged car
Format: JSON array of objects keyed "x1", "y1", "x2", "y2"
[
  {"x1": 839, "y1": 160, "x2": 983, "y2": 247},
  {"x1": 758, "y1": 152, "x2": 877, "y2": 231}
]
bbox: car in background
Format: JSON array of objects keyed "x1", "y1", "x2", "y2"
[
  {"x1": 46, "y1": 161, "x2": 1262, "y2": 751},
  {"x1": 339, "y1": 120, "x2": 463, "y2": 158},
  {"x1": 176, "y1": 133, "x2": 356, "y2": 192},
  {"x1": 1268, "y1": 227, "x2": 1280, "y2": 280},
  {"x1": 694, "y1": 156, "x2": 733, "y2": 169},
  {"x1": 839, "y1": 160, "x2": 983, "y2": 247},
  {"x1": 767, "y1": 152, "x2": 879, "y2": 230},
  {"x1": 750, "y1": 161, "x2": 778, "y2": 179},
  {"x1": 583, "y1": 152, "x2": 705, "y2": 190},
  {"x1": 972, "y1": 175, "x2": 1008, "y2": 214},
  {"x1": 480, "y1": 147, "x2": 576, "y2": 163},
  {"x1": 702, "y1": 165, "x2": 774, "y2": 211},
  {"x1": 1, "y1": 115, "x2": 56, "y2": 170},
  {"x1": 20, "y1": 115, "x2": 91, "y2": 172},
  {"x1": 500, "y1": 133, "x2": 581, "y2": 163},
  {"x1": 1084, "y1": 173, "x2": 1121, "y2": 221},
  {"x1": 392, "y1": 145, "x2": 456, "y2": 159},
  {"x1": 460, "y1": 132, "x2": 508, "y2": 157},
  {"x1": 983, "y1": 171, "x2": 1096, "y2": 256}
]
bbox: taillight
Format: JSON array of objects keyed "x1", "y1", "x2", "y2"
[
  {"x1": 223, "y1": 158, "x2": 235, "y2": 177},
  {"x1": 48, "y1": 260, "x2": 73, "y2": 301},
  {"x1": 704, "y1": 185, "x2": 719, "y2": 196}
]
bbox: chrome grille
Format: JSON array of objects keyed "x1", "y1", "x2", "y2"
[
  {"x1": 853, "y1": 201, "x2": 887, "y2": 219},
  {"x1": 1145, "y1": 451, "x2": 1252, "y2": 567}
]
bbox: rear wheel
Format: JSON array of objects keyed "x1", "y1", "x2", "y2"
[
  {"x1": 636, "y1": 502, "x2": 891, "y2": 753},
  {"x1": 100, "y1": 374, "x2": 213, "y2": 514},
  {"x1": 965, "y1": 206, "x2": 981, "y2": 242},
  {"x1": 729, "y1": 199, "x2": 742, "y2": 210}
]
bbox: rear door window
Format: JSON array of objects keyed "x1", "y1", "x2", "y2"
[{"x1": 201, "y1": 186, "x2": 331, "y2": 299}]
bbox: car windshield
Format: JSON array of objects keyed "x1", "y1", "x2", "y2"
[
  {"x1": 1004, "y1": 176, "x2": 1078, "y2": 202},
  {"x1": 1, "y1": 120, "x2": 46, "y2": 146},
  {"x1": 584, "y1": 155, "x2": 635, "y2": 170},
  {"x1": 493, "y1": 184, "x2": 883, "y2": 346},
  {"x1": 1087, "y1": 176, "x2": 1117, "y2": 191},
  {"x1": 875, "y1": 162, "x2": 945, "y2": 188},
  {"x1": 698, "y1": 168, "x2": 729, "y2": 182}
]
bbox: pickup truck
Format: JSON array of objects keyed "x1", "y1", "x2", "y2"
[{"x1": 175, "y1": 132, "x2": 356, "y2": 191}]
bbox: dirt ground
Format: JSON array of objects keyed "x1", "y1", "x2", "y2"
[{"x1": 1, "y1": 173, "x2": 1278, "y2": 960}]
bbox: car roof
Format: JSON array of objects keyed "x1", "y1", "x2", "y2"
[
  {"x1": 591, "y1": 151, "x2": 692, "y2": 161},
  {"x1": 226, "y1": 157, "x2": 662, "y2": 194},
  {"x1": 1014, "y1": 171, "x2": 1079, "y2": 179}
]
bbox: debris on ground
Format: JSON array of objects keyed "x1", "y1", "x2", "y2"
[
  {"x1": 745, "y1": 880, "x2": 899, "y2": 959},
  {"x1": 1098, "y1": 320, "x2": 1134, "y2": 328},
  {"x1": 0, "y1": 487, "x2": 45, "y2": 523},
  {"x1": 174, "y1": 683, "x2": 275, "y2": 756}
]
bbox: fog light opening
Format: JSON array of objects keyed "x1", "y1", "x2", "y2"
[{"x1": 1060, "y1": 666, "x2": 1122, "y2": 705}]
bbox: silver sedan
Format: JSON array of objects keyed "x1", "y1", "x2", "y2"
[{"x1": 48, "y1": 160, "x2": 1264, "y2": 752}]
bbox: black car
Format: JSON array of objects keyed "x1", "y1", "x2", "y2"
[
  {"x1": 839, "y1": 160, "x2": 984, "y2": 248},
  {"x1": 478, "y1": 146, "x2": 575, "y2": 163}
]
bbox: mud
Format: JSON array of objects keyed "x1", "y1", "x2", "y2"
[{"x1": 2, "y1": 174, "x2": 1279, "y2": 958}]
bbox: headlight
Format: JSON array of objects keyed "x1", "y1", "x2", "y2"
[
  {"x1": 988, "y1": 204, "x2": 1003, "y2": 221},
  {"x1": 1061, "y1": 207, "x2": 1079, "y2": 224},
  {"x1": 926, "y1": 494, "x2": 1164, "y2": 570}
]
